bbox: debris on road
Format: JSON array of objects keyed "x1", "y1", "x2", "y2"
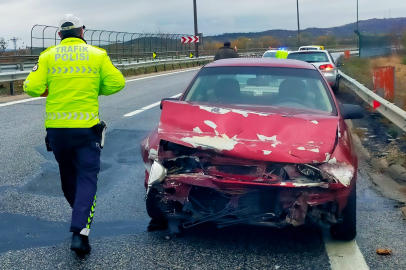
[
  {"x1": 376, "y1": 249, "x2": 392, "y2": 255},
  {"x1": 400, "y1": 207, "x2": 406, "y2": 219}
]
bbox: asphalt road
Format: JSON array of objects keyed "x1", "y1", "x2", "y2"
[{"x1": 0, "y1": 64, "x2": 405, "y2": 270}]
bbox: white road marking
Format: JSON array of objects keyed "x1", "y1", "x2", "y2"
[
  {"x1": 0, "y1": 97, "x2": 45, "y2": 108},
  {"x1": 126, "y1": 68, "x2": 201, "y2": 83},
  {"x1": 0, "y1": 68, "x2": 199, "y2": 108},
  {"x1": 123, "y1": 93, "x2": 182, "y2": 117},
  {"x1": 323, "y1": 232, "x2": 369, "y2": 270}
]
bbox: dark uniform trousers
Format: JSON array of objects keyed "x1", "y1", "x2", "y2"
[{"x1": 47, "y1": 128, "x2": 101, "y2": 234}]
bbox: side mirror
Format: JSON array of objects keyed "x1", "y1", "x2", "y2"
[
  {"x1": 160, "y1": 98, "x2": 179, "y2": 110},
  {"x1": 340, "y1": 104, "x2": 364, "y2": 119}
]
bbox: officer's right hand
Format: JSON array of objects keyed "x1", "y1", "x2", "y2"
[{"x1": 40, "y1": 88, "x2": 48, "y2": 97}]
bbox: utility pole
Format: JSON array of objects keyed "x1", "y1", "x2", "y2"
[
  {"x1": 10, "y1": 37, "x2": 21, "y2": 55},
  {"x1": 193, "y1": 0, "x2": 199, "y2": 57},
  {"x1": 296, "y1": 0, "x2": 300, "y2": 47},
  {"x1": 357, "y1": 0, "x2": 359, "y2": 32}
]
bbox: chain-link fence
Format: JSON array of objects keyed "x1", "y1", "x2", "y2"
[
  {"x1": 356, "y1": 31, "x2": 394, "y2": 58},
  {"x1": 30, "y1": 24, "x2": 195, "y2": 56}
]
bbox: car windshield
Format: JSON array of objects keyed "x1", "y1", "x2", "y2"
[
  {"x1": 183, "y1": 66, "x2": 334, "y2": 114},
  {"x1": 263, "y1": 51, "x2": 277, "y2": 58},
  {"x1": 287, "y1": 52, "x2": 329, "y2": 63}
]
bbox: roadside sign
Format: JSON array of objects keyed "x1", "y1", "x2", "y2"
[
  {"x1": 189, "y1": 53, "x2": 194, "y2": 58},
  {"x1": 181, "y1": 36, "x2": 199, "y2": 43},
  {"x1": 152, "y1": 52, "x2": 157, "y2": 59}
]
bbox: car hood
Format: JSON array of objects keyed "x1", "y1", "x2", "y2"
[{"x1": 158, "y1": 101, "x2": 339, "y2": 164}]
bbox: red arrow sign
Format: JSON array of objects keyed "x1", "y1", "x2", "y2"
[
  {"x1": 373, "y1": 100, "x2": 381, "y2": 109},
  {"x1": 181, "y1": 36, "x2": 199, "y2": 43}
]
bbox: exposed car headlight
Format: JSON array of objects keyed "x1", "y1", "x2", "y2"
[{"x1": 148, "y1": 161, "x2": 167, "y2": 186}]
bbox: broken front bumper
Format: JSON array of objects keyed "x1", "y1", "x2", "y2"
[{"x1": 148, "y1": 161, "x2": 350, "y2": 229}]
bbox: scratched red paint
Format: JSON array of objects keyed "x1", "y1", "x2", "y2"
[
  {"x1": 373, "y1": 66, "x2": 395, "y2": 101},
  {"x1": 158, "y1": 101, "x2": 339, "y2": 164}
]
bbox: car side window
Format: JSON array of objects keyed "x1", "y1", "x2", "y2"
[{"x1": 328, "y1": 52, "x2": 335, "y2": 64}]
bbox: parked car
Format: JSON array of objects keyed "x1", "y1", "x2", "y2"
[
  {"x1": 299, "y1": 45, "x2": 324, "y2": 51},
  {"x1": 141, "y1": 58, "x2": 363, "y2": 240},
  {"x1": 287, "y1": 50, "x2": 340, "y2": 92},
  {"x1": 262, "y1": 50, "x2": 278, "y2": 58}
]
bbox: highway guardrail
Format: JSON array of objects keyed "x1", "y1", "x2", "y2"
[
  {"x1": 339, "y1": 70, "x2": 406, "y2": 132},
  {"x1": 0, "y1": 57, "x2": 213, "y2": 95}
]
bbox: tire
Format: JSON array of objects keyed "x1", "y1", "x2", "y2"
[
  {"x1": 332, "y1": 78, "x2": 340, "y2": 93},
  {"x1": 146, "y1": 189, "x2": 166, "y2": 221},
  {"x1": 330, "y1": 182, "x2": 357, "y2": 241}
]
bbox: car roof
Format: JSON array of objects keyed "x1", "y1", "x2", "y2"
[
  {"x1": 205, "y1": 58, "x2": 317, "y2": 70},
  {"x1": 289, "y1": 50, "x2": 329, "y2": 54},
  {"x1": 264, "y1": 50, "x2": 278, "y2": 53},
  {"x1": 300, "y1": 45, "x2": 322, "y2": 48}
]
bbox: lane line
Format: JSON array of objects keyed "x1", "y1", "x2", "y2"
[
  {"x1": 126, "y1": 68, "x2": 200, "y2": 82},
  {"x1": 323, "y1": 232, "x2": 369, "y2": 270},
  {"x1": 0, "y1": 68, "x2": 200, "y2": 108},
  {"x1": 123, "y1": 93, "x2": 182, "y2": 117},
  {"x1": 0, "y1": 97, "x2": 45, "y2": 108}
]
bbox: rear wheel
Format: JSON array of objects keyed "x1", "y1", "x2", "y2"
[
  {"x1": 146, "y1": 189, "x2": 166, "y2": 221},
  {"x1": 330, "y1": 182, "x2": 356, "y2": 240}
]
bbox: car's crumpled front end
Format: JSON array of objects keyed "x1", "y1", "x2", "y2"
[{"x1": 141, "y1": 101, "x2": 357, "y2": 230}]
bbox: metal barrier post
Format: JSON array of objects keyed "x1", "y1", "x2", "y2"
[
  {"x1": 19, "y1": 63, "x2": 24, "y2": 71},
  {"x1": 9, "y1": 81, "x2": 14, "y2": 95}
]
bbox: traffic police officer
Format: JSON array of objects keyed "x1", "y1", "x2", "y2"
[
  {"x1": 276, "y1": 48, "x2": 289, "y2": 59},
  {"x1": 24, "y1": 14, "x2": 125, "y2": 254}
]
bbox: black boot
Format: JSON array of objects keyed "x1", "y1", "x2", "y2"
[{"x1": 71, "y1": 232, "x2": 91, "y2": 254}]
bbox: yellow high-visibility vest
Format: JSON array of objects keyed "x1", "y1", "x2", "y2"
[
  {"x1": 276, "y1": 50, "x2": 289, "y2": 59},
  {"x1": 24, "y1": 37, "x2": 125, "y2": 128}
]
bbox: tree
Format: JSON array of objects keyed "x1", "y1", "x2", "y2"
[
  {"x1": 259, "y1": 36, "x2": 281, "y2": 48},
  {"x1": 0, "y1": 37, "x2": 9, "y2": 55},
  {"x1": 401, "y1": 31, "x2": 406, "y2": 49}
]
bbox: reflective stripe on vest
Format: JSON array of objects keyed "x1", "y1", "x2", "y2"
[{"x1": 46, "y1": 112, "x2": 99, "y2": 121}]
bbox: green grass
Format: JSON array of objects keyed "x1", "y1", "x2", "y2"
[
  {"x1": 340, "y1": 57, "x2": 373, "y2": 88},
  {"x1": 0, "y1": 81, "x2": 24, "y2": 96}
]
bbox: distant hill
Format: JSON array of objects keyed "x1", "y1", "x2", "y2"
[{"x1": 206, "y1": 17, "x2": 406, "y2": 41}]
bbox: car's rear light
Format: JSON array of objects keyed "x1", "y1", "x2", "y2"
[{"x1": 319, "y1": 64, "x2": 334, "y2": 71}]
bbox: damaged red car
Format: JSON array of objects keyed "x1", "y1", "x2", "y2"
[{"x1": 141, "y1": 58, "x2": 363, "y2": 240}]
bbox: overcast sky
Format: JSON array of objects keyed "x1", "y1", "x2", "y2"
[{"x1": 1, "y1": 0, "x2": 405, "y2": 49}]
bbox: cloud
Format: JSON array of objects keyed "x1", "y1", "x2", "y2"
[{"x1": 1, "y1": 0, "x2": 405, "y2": 49}]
